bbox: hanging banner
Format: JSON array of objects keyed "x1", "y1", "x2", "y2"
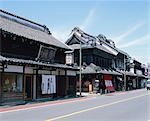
[
  {"x1": 104, "y1": 75, "x2": 114, "y2": 91},
  {"x1": 41, "y1": 75, "x2": 56, "y2": 94}
]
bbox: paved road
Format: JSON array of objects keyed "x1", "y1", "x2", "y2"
[{"x1": 0, "y1": 89, "x2": 150, "y2": 121}]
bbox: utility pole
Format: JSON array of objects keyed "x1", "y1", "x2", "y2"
[
  {"x1": 79, "y1": 41, "x2": 82, "y2": 96},
  {"x1": 124, "y1": 55, "x2": 126, "y2": 91}
]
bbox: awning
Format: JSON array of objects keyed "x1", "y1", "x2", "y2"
[
  {"x1": 81, "y1": 66, "x2": 97, "y2": 74},
  {"x1": 78, "y1": 64, "x2": 122, "y2": 75},
  {"x1": 136, "y1": 74, "x2": 146, "y2": 78},
  {"x1": 118, "y1": 71, "x2": 137, "y2": 77},
  {"x1": 125, "y1": 71, "x2": 137, "y2": 76},
  {"x1": 0, "y1": 55, "x2": 78, "y2": 70},
  {"x1": 0, "y1": 55, "x2": 6, "y2": 61},
  {"x1": 98, "y1": 70, "x2": 122, "y2": 76}
]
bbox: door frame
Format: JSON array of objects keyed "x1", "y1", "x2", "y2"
[{"x1": 24, "y1": 75, "x2": 33, "y2": 100}]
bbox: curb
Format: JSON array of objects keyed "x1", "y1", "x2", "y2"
[
  {"x1": 0, "y1": 97, "x2": 87, "y2": 113},
  {"x1": 105, "y1": 88, "x2": 146, "y2": 96}
]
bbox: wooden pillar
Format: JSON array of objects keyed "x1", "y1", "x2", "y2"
[
  {"x1": 35, "y1": 69, "x2": 38, "y2": 99},
  {"x1": 65, "y1": 70, "x2": 69, "y2": 95},
  {"x1": 0, "y1": 62, "x2": 5, "y2": 103},
  {"x1": 0, "y1": 72, "x2": 1, "y2": 103},
  {"x1": 23, "y1": 65, "x2": 25, "y2": 100}
]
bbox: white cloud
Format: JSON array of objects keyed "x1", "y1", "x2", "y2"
[
  {"x1": 131, "y1": 54, "x2": 150, "y2": 65},
  {"x1": 114, "y1": 21, "x2": 145, "y2": 43},
  {"x1": 52, "y1": 8, "x2": 96, "y2": 42},
  {"x1": 118, "y1": 35, "x2": 149, "y2": 48},
  {"x1": 79, "y1": 8, "x2": 96, "y2": 30},
  {"x1": 52, "y1": 27, "x2": 71, "y2": 42}
]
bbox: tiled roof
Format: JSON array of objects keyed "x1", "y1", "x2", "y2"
[
  {"x1": 81, "y1": 66, "x2": 97, "y2": 74},
  {"x1": 98, "y1": 70, "x2": 122, "y2": 75},
  {"x1": 119, "y1": 70, "x2": 137, "y2": 76},
  {"x1": 66, "y1": 27, "x2": 119, "y2": 56},
  {"x1": 116, "y1": 48, "x2": 129, "y2": 57},
  {"x1": 80, "y1": 63, "x2": 122, "y2": 75},
  {"x1": 0, "y1": 55, "x2": 6, "y2": 61},
  {"x1": 66, "y1": 27, "x2": 131, "y2": 56},
  {"x1": 0, "y1": 55, "x2": 78, "y2": 70},
  {"x1": 0, "y1": 15, "x2": 71, "y2": 50},
  {"x1": 68, "y1": 34, "x2": 117, "y2": 55}
]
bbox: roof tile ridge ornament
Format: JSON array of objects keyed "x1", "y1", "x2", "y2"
[
  {"x1": 43, "y1": 25, "x2": 51, "y2": 35},
  {"x1": 89, "y1": 63, "x2": 100, "y2": 71},
  {"x1": 73, "y1": 27, "x2": 98, "y2": 46},
  {"x1": 69, "y1": 27, "x2": 84, "y2": 37},
  {"x1": 71, "y1": 27, "x2": 95, "y2": 39},
  {"x1": 97, "y1": 34, "x2": 112, "y2": 46}
]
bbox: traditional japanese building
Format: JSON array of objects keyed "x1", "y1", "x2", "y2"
[
  {"x1": 0, "y1": 10, "x2": 78, "y2": 105},
  {"x1": 66, "y1": 27, "x2": 148, "y2": 93},
  {"x1": 128, "y1": 59, "x2": 148, "y2": 89},
  {"x1": 66, "y1": 27, "x2": 123, "y2": 93}
]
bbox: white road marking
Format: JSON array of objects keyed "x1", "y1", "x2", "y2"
[{"x1": 45, "y1": 92, "x2": 150, "y2": 121}]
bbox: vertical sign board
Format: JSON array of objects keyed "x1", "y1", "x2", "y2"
[
  {"x1": 41, "y1": 75, "x2": 56, "y2": 94},
  {"x1": 104, "y1": 75, "x2": 114, "y2": 91},
  {"x1": 66, "y1": 53, "x2": 73, "y2": 65}
]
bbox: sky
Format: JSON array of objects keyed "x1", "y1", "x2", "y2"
[{"x1": 1, "y1": 0, "x2": 150, "y2": 64}]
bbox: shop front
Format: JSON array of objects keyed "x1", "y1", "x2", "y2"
[
  {"x1": 1, "y1": 65, "x2": 24, "y2": 103},
  {"x1": 0, "y1": 62, "x2": 77, "y2": 105},
  {"x1": 0, "y1": 64, "x2": 36, "y2": 104},
  {"x1": 0, "y1": 65, "x2": 34, "y2": 104},
  {"x1": 103, "y1": 74, "x2": 115, "y2": 93},
  {"x1": 0, "y1": 10, "x2": 78, "y2": 105},
  {"x1": 78, "y1": 64, "x2": 122, "y2": 94},
  {"x1": 35, "y1": 69, "x2": 77, "y2": 99}
]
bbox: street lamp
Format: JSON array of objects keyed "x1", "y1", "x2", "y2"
[
  {"x1": 79, "y1": 41, "x2": 82, "y2": 96},
  {"x1": 124, "y1": 55, "x2": 127, "y2": 91}
]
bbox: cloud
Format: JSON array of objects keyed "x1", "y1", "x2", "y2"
[
  {"x1": 79, "y1": 8, "x2": 96, "y2": 30},
  {"x1": 131, "y1": 55, "x2": 149, "y2": 65},
  {"x1": 118, "y1": 35, "x2": 149, "y2": 48},
  {"x1": 114, "y1": 21, "x2": 145, "y2": 43},
  {"x1": 52, "y1": 8, "x2": 96, "y2": 42},
  {"x1": 52, "y1": 26, "x2": 72, "y2": 42}
]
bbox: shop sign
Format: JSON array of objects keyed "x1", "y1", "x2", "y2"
[
  {"x1": 37, "y1": 45, "x2": 56, "y2": 63},
  {"x1": 41, "y1": 75, "x2": 56, "y2": 94},
  {"x1": 104, "y1": 75, "x2": 114, "y2": 91},
  {"x1": 66, "y1": 53, "x2": 73, "y2": 65}
]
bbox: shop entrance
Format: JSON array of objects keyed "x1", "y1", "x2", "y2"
[{"x1": 25, "y1": 75, "x2": 32, "y2": 100}]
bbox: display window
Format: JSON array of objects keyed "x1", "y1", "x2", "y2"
[{"x1": 2, "y1": 73, "x2": 23, "y2": 93}]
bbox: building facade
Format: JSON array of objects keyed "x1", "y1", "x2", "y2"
[
  {"x1": 66, "y1": 27, "x2": 148, "y2": 93},
  {"x1": 0, "y1": 10, "x2": 78, "y2": 105},
  {"x1": 66, "y1": 27, "x2": 123, "y2": 93}
]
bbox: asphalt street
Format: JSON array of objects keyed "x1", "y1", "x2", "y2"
[{"x1": 0, "y1": 89, "x2": 150, "y2": 121}]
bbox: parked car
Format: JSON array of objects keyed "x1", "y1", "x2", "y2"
[{"x1": 146, "y1": 79, "x2": 150, "y2": 90}]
